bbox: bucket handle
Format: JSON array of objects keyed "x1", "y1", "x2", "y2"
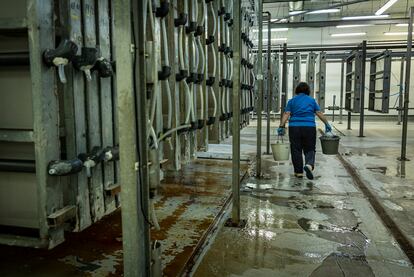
[{"x1": 277, "y1": 135, "x2": 284, "y2": 143}]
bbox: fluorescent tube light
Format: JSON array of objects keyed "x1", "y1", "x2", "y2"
[
  {"x1": 336, "y1": 24, "x2": 372, "y2": 28},
  {"x1": 384, "y1": 32, "x2": 413, "y2": 36},
  {"x1": 375, "y1": 0, "x2": 399, "y2": 16},
  {"x1": 308, "y1": 9, "x2": 340, "y2": 14},
  {"x1": 251, "y1": 28, "x2": 289, "y2": 33},
  {"x1": 395, "y1": 23, "x2": 414, "y2": 27},
  {"x1": 331, "y1": 32, "x2": 366, "y2": 37},
  {"x1": 342, "y1": 14, "x2": 389, "y2": 20},
  {"x1": 289, "y1": 10, "x2": 306, "y2": 16},
  {"x1": 253, "y1": 38, "x2": 288, "y2": 43}
]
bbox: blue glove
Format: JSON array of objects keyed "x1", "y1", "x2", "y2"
[
  {"x1": 277, "y1": 127, "x2": 285, "y2": 136},
  {"x1": 325, "y1": 123, "x2": 332, "y2": 133}
]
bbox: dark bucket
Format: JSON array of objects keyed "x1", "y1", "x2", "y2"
[{"x1": 319, "y1": 135, "x2": 340, "y2": 155}]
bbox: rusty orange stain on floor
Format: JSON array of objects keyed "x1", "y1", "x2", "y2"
[{"x1": 0, "y1": 159, "x2": 249, "y2": 277}]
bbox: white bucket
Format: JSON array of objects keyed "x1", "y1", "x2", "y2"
[{"x1": 271, "y1": 141, "x2": 290, "y2": 161}]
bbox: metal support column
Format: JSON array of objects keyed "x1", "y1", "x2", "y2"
[
  {"x1": 256, "y1": 0, "x2": 263, "y2": 176},
  {"x1": 358, "y1": 40, "x2": 366, "y2": 137},
  {"x1": 397, "y1": 57, "x2": 405, "y2": 125},
  {"x1": 281, "y1": 43, "x2": 287, "y2": 113},
  {"x1": 231, "y1": 0, "x2": 242, "y2": 225},
  {"x1": 347, "y1": 112, "x2": 352, "y2": 130},
  {"x1": 400, "y1": 7, "x2": 413, "y2": 161},
  {"x1": 114, "y1": 0, "x2": 150, "y2": 275},
  {"x1": 265, "y1": 12, "x2": 271, "y2": 155},
  {"x1": 339, "y1": 59, "x2": 345, "y2": 124}
]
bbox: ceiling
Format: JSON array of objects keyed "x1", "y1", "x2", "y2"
[{"x1": 255, "y1": 0, "x2": 413, "y2": 45}]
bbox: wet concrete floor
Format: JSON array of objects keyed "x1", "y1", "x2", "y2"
[{"x1": 194, "y1": 122, "x2": 414, "y2": 277}]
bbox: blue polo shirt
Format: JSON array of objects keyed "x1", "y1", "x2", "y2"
[{"x1": 285, "y1": 93, "x2": 320, "y2": 127}]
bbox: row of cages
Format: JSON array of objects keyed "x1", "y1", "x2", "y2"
[
  {"x1": 0, "y1": 0, "x2": 258, "y2": 248},
  {"x1": 252, "y1": 47, "x2": 396, "y2": 115}
]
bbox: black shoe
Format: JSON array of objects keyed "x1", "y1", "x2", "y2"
[{"x1": 304, "y1": 165, "x2": 314, "y2": 180}]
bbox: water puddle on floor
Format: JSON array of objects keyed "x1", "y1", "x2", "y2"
[{"x1": 297, "y1": 217, "x2": 374, "y2": 276}]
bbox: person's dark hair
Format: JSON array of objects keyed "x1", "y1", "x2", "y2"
[{"x1": 295, "y1": 82, "x2": 311, "y2": 95}]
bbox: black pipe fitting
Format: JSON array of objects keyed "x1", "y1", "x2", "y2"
[
  {"x1": 219, "y1": 79, "x2": 226, "y2": 87},
  {"x1": 228, "y1": 80, "x2": 233, "y2": 89},
  {"x1": 186, "y1": 21, "x2": 197, "y2": 33},
  {"x1": 103, "y1": 146, "x2": 119, "y2": 162},
  {"x1": 190, "y1": 121, "x2": 198, "y2": 131},
  {"x1": 43, "y1": 39, "x2": 78, "y2": 67},
  {"x1": 224, "y1": 47, "x2": 231, "y2": 55},
  {"x1": 228, "y1": 112, "x2": 233, "y2": 118},
  {"x1": 206, "y1": 35, "x2": 215, "y2": 45},
  {"x1": 158, "y1": 65, "x2": 171, "y2": 80},
  {"x1": 219, "y1": 114, "x2": 228, "y2": 121},
  {"x1": 174, "y1": 13, "x2": 188, "y2": 27},
  {"x1": 48, "y1": 158, "x2": 84, "y2": 176},
  {"x1": 218, "y1": 7, "x2": 226, "y2": 16},
  {"x1": 194, "y1": 26, "x2": 204, "y2": 37},
  {"x1": 155, "y1": 1, "x2": 170, "y2": 18},
  {"x1": 196, "y1": 73, "x2": 204, "y2": 84},
  {"x1": 186, "y1": 72, "x2": 198, "y2": 83},
  {"x1": 224, "y1": 13, "x2": 231, "y2": 22},
  {"x1": 241, "y1": 32, "x2": 247, "y2": 42},
  {"x1": 228, "y1": 19, "x2": 233, "y2": 27},
  {"x1": 197, "y1": 119, "x2": 205, "y2": 129},
  {"x1": 205, "y1": 0, "x2": 213, "y2": 3},
  {"x1": 92, "y1": 57, "x2": 114, "y2": 78},
  {"x1": 218, "y1": 43, "x2": 226, "y2": 52},
  {"x1": 176, "y1": 69, "x2": 188, "y2": 82},
  {"x1": 206, "y1": 116, "x2": 216, "y2": 126},
  {"x1": 206, "y1": 76, "x2": 215, "y2": 86}
]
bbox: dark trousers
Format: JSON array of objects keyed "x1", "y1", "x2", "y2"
[{"x1": 288, "y1": 126, "x2": 316, "y2": 174}]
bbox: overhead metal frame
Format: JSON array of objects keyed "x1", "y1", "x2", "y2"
[
  {"x1": 345, "y1": 50, "x2": 363, "y2": 113},
  {"x1": 306, "y1": 52, "x2": 316, "y2": 97},
  {"x1": 270, "y1": 18, "x2": 409, "y2": 29},
  {"x1": 400, "y1": 7, "x2": 413, "y2": 161},
  {"x1": 292, "y1": 52, "x2": 301, "y2": 93},
  {"x1": 271, "y1": 53, "x2": 280, "y2": 113},
  {"x1": 368, "y1": 50, "x2": 392, "y2": 113},
  {"x1": 315, "y1": 51, "x2": 326, "y2": 111}
]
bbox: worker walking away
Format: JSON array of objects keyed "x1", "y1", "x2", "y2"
[{"x1": 277, "y1": 82, "x2": 331, "y2": 180}]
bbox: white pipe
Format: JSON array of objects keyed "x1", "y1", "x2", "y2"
[
  {"x1": 161, "y1": 19, "x2": 170, "y2": 66},
  {"x1": 211, "y1": 44, "x2": 217, "y2": 76},
  {"x1": 197, "y1": 37, "x2": 205, "y2": 74},
  {"x1": 210, "y1": 2, "x2": 216, "y2": 37},
  {"x1": 183, "y1": 80, "x2": 192, "y2": 124},
  {"x1": 199, "y1": 85, "x2": 204, "y2": 119},
  {"x1": 149, "y1": 124, "x2": 159, "y2": 150},
  {"x1": 179, "y1": 26, "x2": 185, "y2": 69},
  {"x1": 210, "y1": 86, "x2": 217, "y2": 117},
  {"x1": 164, "y1": 80, "x2": 172, "y2": 129},
  {"x1": 158, "y1": 124, "x2": 191, "y2": 142},
  {"x1": 222, "y1": 87, "x2": 226, "y2": 114}
]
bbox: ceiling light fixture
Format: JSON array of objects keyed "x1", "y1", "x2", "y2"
[
  {"x1": 251, "y1": 28, "x2": 289, "y2": 33},
  {"x1": 308, "y1": 9, "x2": 340, "y2": 14},
  {"x1": 342, "y1": 14, "x2": 389, "y2": 20},
  {"x1": 375, "y1": 0, "x2": 399, "y2": 16},
  {"x1": 336, "y1": 24, "x2": 372, "y2": 28},
  {"x1": 395, "y1": 23, "x2": 413, "y2": 27},
  {"x1": 331, "y1": 32, "x2": 366, "y2": 37}
]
